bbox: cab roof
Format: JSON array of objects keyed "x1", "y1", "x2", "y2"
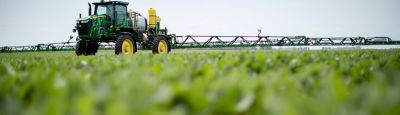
[{"x1": 92, "y1": 1, "x2": 129, "y2": 5}]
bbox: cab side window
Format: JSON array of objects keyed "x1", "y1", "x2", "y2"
[{"x1": 115, "y1": 5, "x2": 127, "y2": 25}]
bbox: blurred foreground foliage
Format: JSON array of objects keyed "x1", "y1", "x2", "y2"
[{"x1": 0, "y1": 50, "x2": 400, "y2": 115}]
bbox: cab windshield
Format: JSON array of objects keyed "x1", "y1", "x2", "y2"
[{"x1": 96, "y1": 5, "x2": 112, "y2": 15}]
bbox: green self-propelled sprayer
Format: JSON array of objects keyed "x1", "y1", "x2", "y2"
[{"x1": 74, "y1": 0, "x2": 172, "y2": 55}]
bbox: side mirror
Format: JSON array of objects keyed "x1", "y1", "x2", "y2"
[{"x1": 69, "y1": 35, "x2": 74, "y2": 43}]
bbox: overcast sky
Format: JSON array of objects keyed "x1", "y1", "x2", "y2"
[{"x1": 0, "y1": 0, "x2": 399, "y2": 46}]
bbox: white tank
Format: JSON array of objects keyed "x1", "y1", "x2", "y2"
[{"x1": 128, "y1": 10, "x2": 147, "y2": 33}]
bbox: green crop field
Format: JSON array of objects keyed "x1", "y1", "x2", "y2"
[{"x1": 1, "y1": 50, "x2": 400, "y2": 115}]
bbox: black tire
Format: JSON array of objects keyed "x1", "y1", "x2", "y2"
[
  {"x1": 75, "y1": 40, "x2": 85, "y2": 56},
  {"x1": 115, "y1": 35, "x2": 137, "y2": 55},
  {"x1": 86, "y1": 41, "x2": 99, "y2": 55},
  {"x1": 76, "y1": 40, "x2": 98, "y2": 56},
  {"x1": 167, "y1": 39, "x2": 172, "y2": 52},
  {"x1": 152, "y1": 36, "x2": 171, "y2": 54}
]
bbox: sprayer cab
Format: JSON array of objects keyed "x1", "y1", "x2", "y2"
[{"x1": 92, "y1": 1, "x2": 129, "y2": 25}]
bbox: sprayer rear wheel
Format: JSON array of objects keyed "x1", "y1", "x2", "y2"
[{"x1": 152, "y1": 36, "x2": 171, "y2": 54}]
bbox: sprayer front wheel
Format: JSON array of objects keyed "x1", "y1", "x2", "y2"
[
  {"x1": 115, "y1": 35, "x2": 137, "y2": 55},
  {"x1": 76, "y1": 40, "x2": 98, "y2": 56},
  {"x1": 86, "y1": 41, "x2": 99, "y2": 56},
  {"x1": 75, "y1": 41, "x2": 85, "y2": 56}
]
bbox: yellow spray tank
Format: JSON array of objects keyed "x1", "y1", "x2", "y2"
[
  {"x1": 148, "y1": 8, "x2": 157, "y2": 29},
  {"x1": 148, "y1": 8, "x2": 167, "y2": 35}
]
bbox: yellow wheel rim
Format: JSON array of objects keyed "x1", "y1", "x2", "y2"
[
  {"x1": 158, "y1": 40, "x2": 168, "y2": 54},
  {"x1": 122, "y1": 39, "x2": 134, "y2": 55}
]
